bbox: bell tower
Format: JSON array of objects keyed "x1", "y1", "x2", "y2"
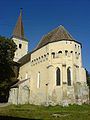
[{"x1": 12, "y1": 8, "x2": 28, "y2": 62}]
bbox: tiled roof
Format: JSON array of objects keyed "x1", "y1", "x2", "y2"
[
  {"x1": 18, "y1": 52, "x2": 31, "y2": 66},
  {"x1": 35, "y1": 25, "x2": 75, "y2": 50},
  {"x1": 11, "y1": 78, "x2": 30, "y2": 88}
]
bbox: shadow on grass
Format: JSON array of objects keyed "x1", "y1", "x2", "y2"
[{"x1": 0, "y1": 116, "x2": 41, "y2": 120}]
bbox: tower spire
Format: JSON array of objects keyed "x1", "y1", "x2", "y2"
[{"x1": 12, "y1": 8, "x2": 24, "y2": 39}]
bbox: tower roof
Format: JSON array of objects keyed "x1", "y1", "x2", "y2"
[
  {"x1": 12, "y1": 9, "x2": 25, "y2": 40},
  {"x1": 35, "y1": 25, "x2": 79, "y2": 50}
]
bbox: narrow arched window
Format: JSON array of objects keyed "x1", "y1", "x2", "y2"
[
  {"x1": 65, "y1": 50, "x2": 68, "y2": 56},
  {"x1": 56, "y1": 68, "x2": 61, "y2": 86},
  {"x1": 58, "y1": 51, "x2": 62, "y2": 58},
  {"x1": 52, "y1": 52, "x2": 55, "y2": 58},
  {"x1": 67, "y1": 67, "x2": 71, "y2": 86},
  {"x1": 38, "y1": 57, "x2": 40, "y2": 63}
]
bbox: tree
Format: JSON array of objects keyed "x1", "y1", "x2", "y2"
[
  {"x1": 0, "y1": 36, "x2": 17, "y2": 63},
  {"x1": 0, "y1": 36, "x2": 19, "y2": 102},
  {"x1": 86, "y1": 70, "x2": 90, "y2": 88},
  {"x1": 86, "y1": 70, "x2": 90, "y2": 102}
]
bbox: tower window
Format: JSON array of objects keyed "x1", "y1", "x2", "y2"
[
  {"x1": 58, "y1": 51, "x2": 62, "y2": 57},
  {"x1": 19, "y1": 44, "x2": 22, "y2": 49},
  {"x1": 75, "y1": 44, "x2": 76, "y2": 48}
]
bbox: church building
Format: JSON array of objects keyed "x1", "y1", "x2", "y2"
[{"x1": 8, "y1": 10, "x2": 89, "y2": 106}]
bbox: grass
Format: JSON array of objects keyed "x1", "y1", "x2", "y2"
[{"x1": 0, "y1": 104, "x2": 90, "y2": 120}]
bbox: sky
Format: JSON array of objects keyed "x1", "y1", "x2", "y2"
[{"x1": 0, "y1": 0, "x2": 90, "y2": 72}]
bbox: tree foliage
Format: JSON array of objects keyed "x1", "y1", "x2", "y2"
[
  {"x1": 86, "y1": 70, "x2": 90, "y2": 88},
  {"x1": 0, "y1": 36, "x2": 19, "y2": 102},
  {"x1": 0, "y1": 36, "x2": 17, "y2": 63}
]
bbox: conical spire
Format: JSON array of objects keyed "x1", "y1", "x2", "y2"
[{"x1": 12, "y1": 8, "x2": 24, "y2": 39}]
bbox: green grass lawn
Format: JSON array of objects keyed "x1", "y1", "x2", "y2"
[{"x1": 0, "y1": 104, "x2": 90, "y2": 120}]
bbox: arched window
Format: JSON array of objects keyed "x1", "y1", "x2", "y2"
[
  {"x1": 58, "y1": 51, "x2": 62, "y2": 58},
  {"x1": 65, "y1": 50, "x2": 68, "y2": 56},
  {"x1": 52, "y1": 52, "x2": 55, "y2": 58},
  {"x1": 67, "y1": 67, "x2": 71, "y2": 86},
  {"x1": 38, "y1": 57, "x2": 40, "y2": 63},
  {"x1": 58, "y1": 51, "x2": 62, "y2": 54},
  {"x1": 56, "y1": 67, "x2": 61, "y2": 86}
]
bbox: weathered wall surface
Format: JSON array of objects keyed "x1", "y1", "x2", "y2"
[{"x1": 9, "y1": 40, "x2": 89, "y2": 106}]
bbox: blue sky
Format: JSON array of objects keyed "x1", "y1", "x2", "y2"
[{"x1": 0, "y1": 0, "x2": 90, "y2": 71}]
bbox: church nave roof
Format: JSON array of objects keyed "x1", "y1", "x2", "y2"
[{"x1": 35, "y1": 25, "x2": 79, "y2": 50}]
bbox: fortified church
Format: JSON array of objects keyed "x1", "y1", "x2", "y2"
[{"x1": 8, "y1": 10, "x2": 89, "y2": 106}]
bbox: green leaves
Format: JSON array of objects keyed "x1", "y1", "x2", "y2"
[
  {"x1": 0, "y1": 36, "x2": 17, "y2": 64},
  {"x1": 86, "y1": 70, "x2": 90, "y2": 89},
  {"x1": 0, "y1": 36, "x2": 19, "y2": 102}
]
